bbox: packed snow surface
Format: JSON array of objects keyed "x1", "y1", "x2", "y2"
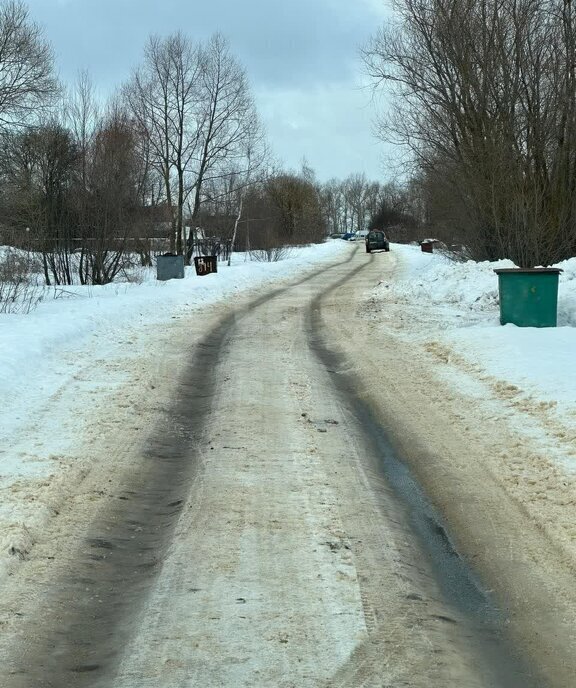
[
  {"x1": 0, "y1": 243, "x2": 350, "y2": 567},
  {"x1": 1, "y1": 239, "x2": 575, "y2": 572}
]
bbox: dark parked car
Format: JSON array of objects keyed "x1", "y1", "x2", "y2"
[
  {"x1": 365, "y1": 230, "x2": 390, "y2": 253},
  {"x1": 341, "y1": 232, "x2": 356, "y2": 241}
]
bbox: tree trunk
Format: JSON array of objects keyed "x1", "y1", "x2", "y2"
[{"x1": 228, "y1": 196, "x2": 243, "y2": 267}]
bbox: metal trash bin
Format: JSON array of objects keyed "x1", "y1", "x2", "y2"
[
  {"x1": 156, "y1": 253, "x2": 185, "y2": 280},
  {"x1": 194, "y1": 255, "x2": 217, "y2": 276},
  {"x1": 494, "y1": 267, "x2": 562, "y2": 327}
]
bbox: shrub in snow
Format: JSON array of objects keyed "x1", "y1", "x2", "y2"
[
  {"x1": 250, "y1": 246, "x2": 293, "y2": 262},
  {"x1": 0, "y1": 248, "x2": 43, "y2": 314}
]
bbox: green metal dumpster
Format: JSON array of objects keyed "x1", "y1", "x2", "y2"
[{"x1": 494, "y1": 268, "x2": 562, "y2": 327}]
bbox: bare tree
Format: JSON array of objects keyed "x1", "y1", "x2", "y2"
[
  {"x1": 343, "y1": 173, "x2": 373, "y2": 233},
  {"x1": 125, "y1": 31, "x2": 264, "y2": 259},
  {"x1": 131, "y1": 35, "x2": 174, "y2": 214},
  {"x1": 319, "y1": 179, "x2": 345, "y2": 234},
  {"x1": 0, "y1": 122, "x2": 78, "y2": 284},
  {"x1": 124, "y1": 34, "x2": 208, "y2": 253},
  {"x1": 78, "y1": 107, "x2": 145, "y2": 284},
  {"x1": 369, "y1": 180, "x2": 419, "y2": 240},
  {"x1": 0, "y1": 0, "x2": 58, "y2": 128},
  {"x1": 64, "y1": 70, "x2": 99, "y2": 189},
  {"x1": 265, "y1": 173, "x2": 326, "y2": 245},
  {"x1": 363, "y1": 0, "x2": 576, "y2": 265},
  {"x1": 225, "y1": 142, "x2": 269, "y2": 265},
  {"x1": 189, "y1": 34, "x2": 262, "y2": 227}
]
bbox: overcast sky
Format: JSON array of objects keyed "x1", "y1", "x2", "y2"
[{"x1": 25, "y1": 0, "x2": 394, "y2": 182}]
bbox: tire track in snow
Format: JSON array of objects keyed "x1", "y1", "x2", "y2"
[{"x1": 3, "y1": 251, "x2": 359, "y2": 687}]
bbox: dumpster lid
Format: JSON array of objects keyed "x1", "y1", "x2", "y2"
[{"x1": 494, "y1": 267, "x2": 562, "y2": 274}]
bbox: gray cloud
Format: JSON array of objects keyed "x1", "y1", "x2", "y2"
[{"x1": 25, "y1": 0, "x2": 392, "y2": 180}]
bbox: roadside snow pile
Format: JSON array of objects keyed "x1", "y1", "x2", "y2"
[
  {"x1": 557, "y1": 258, "x2": 576, "y2": 326},
  {"x1": 382, "y1": 244, "x2": 576, "y2": 327},
  {"x1": 372, "y1": 243, "x2": 576, "y2": 432},
  {"x1": 392, "y1": 253, "x2": 511, "y2": 313}
]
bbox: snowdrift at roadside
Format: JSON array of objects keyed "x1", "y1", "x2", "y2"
[
  {"x1": 378, "y1": 244, "x2": 576, "y2": 327},
  {"x1": 373, "y1": 243, "x2": 576, "y2": 432}
]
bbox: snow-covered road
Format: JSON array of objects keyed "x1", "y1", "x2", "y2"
[
  {"x1": 0, "y1": 243, "x2": 351, "y2": 580},
  {"x1": 2, "y1": 246, "x2": 532, "y2": 687},
  {"x1": 1, "y1": 241, "x2": 575, "y2": 686}
]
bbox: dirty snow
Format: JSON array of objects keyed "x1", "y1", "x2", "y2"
[
  {"x1": 0, "y1": 242, "x2": 350, "y2": 569},
  {"x1": 372, "y1": 243, "x2": 576, "y2": 468},
  {"x1": 2, "y1": 238, "x2": 576, "y2": 570}
]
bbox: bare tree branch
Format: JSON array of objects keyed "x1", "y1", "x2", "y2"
[{"x1": 0, "y1": 1, "x2": 58, "y2": 128}]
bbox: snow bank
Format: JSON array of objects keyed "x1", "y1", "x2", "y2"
[
  {"x1": 382, "y1": 243, "x2": 576, "y2": 327},
  {"x1": 374, "y1": 242, "x2": 576, "y2": 417},
  {"x1": 557, "y1": 258, "x2": 576, "y2": 325}
]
